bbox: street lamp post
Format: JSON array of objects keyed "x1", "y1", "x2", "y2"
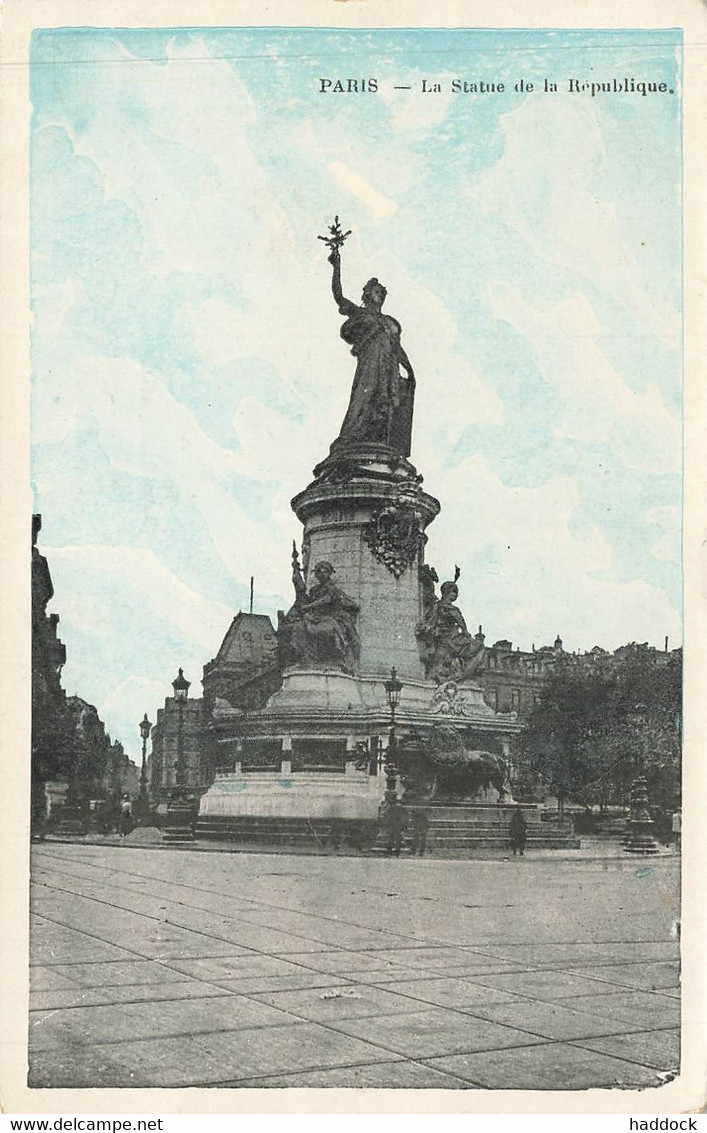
[
  {"x1": 384, "y1": 667, "x2": 403, "y2": 804},
  {"x1": 138, "y1": 713, "x2": 152, "y2": 820},
  {"x1": 172, "y1": 668, "x2": 190, "y2": 797}
]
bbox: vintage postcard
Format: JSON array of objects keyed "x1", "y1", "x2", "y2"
[{"x1": 1, "y1": 0, "x2": 704, "y2": 1116}]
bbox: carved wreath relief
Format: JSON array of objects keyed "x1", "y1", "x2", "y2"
[{"x1": 363, "y1": 486, "x2": 425, "y2": 577}]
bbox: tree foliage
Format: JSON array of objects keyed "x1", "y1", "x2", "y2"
[{"x1": 518, "y1": 648, "x2": 681, "y2": 812}]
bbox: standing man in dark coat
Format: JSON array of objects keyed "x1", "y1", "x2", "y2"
[
  {"x1": 409, "y1": 809, "x2": 430, "y2": 857},
  {"x1": 509, "y1": 806, "x2": 527, "y2": 857},
  {"x1": 383, "y1": 799, "x2": 408, "y2": 857}
]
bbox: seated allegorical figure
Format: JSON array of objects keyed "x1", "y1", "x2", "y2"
[
  {"x1": 279, "y1": 555, "x2": 360, "y2": 674},
  {"x1": 416, "y1": 567, "x2": 485, "y2": 683}
]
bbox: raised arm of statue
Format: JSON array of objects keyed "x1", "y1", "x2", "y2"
[
  {"x1": 329, "y1": 248, "x2": 357, "y2": 314},
  {"x1": 319, "y1": 217, "x2": 352, "y2": 311}
]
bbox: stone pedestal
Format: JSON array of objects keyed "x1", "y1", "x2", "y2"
[
  {"x1": 291, "y1": 445, "x2": 439, "y2": 680},
  {"x1": 623, "y1": 775, "x2": 659, "y2": 855}
]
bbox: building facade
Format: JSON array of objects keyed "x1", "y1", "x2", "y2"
[
  {"x1": 32, "y1": 514, "x2": 139, "y2": 830},
  {"x1": 479, "y1": 636, "x2": 565, "y2": 718},
  {"x1": 202, "y1": 612, "x2": 280, "y2": 715},
  {"x1": 149, "y1": 670, "x2": 207, "y2": 800},
  {"x1": 31, "y1": 515, "x2": 68, "y2": 790},
  {"x1": 478, "y1": 635, "x2": 679, "y2": 720}
]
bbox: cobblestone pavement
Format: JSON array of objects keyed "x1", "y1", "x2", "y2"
[{"x1": 28, "y1": 843, "x2": 680, "y2": 1091}]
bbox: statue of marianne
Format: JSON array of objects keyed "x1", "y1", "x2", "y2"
[{"x1": 324, "y1": 224, "x2": 416, "y2": 458}]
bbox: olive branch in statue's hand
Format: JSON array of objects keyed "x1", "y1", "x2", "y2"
[{"x1": 318, "y1": 216, "x2": 351, "y2": 260}]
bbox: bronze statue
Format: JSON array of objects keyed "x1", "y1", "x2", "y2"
[
  {"x1": 320, "y1": 217, "x2": 415, "y2": 457},
  {"x1": 417, "y1": 567, "x2": 486, "y2": 683},
  {"x1": 279, "y1": 545, "x2": 360, "y2": 672}
]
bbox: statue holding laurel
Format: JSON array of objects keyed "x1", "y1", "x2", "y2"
[{"x1": 319, "y1": 217, "x2": 416, "y2": 457}]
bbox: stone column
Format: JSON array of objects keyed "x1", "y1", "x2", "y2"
[{"x1": 291, "y1": 457, "x2": 439, "y2": 681}]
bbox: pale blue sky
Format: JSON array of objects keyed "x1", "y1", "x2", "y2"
[{"x1": 30, "y1": 27, "x2": 682, "y2": 756}]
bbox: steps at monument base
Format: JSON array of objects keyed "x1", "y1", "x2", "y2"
[
  {"x1": 426, "y1": 821, "x2": 576, "y2": 837},
  {"x1": 196, "y1": 810, "x2": 579, "y2": 853},
  {"x1": 196, "y1": 815, "x2": 376, "y2": 848},
  {"x1": 429, "y1": 836, "x2": 580, "y2": 849},
  {"x1": 163, "y1": 826, "x2": 195, "y2": 844},
  {"x1": 370, "y1": 832, "x2": 580, "y2": 853},
  {"x1": 163, "y1": 804, "x2": 196, "y2": 843},
  {"x1": 369, "y1": 836, "x2": 580, "y2": 854},
  {"x1": 430, "y1": 829, "x2": 578, "y2": 845},
  {"x1": 48, "y1": 818, "x2": 87, "y2": 837},
  {"x1": 381, "y1": 807, "x2": 581, "y2": 853},
  {"x1": 429, "y1": 828, "x2": 578, "y2": 849}
]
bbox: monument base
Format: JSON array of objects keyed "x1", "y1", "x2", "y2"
[
  {"x1": 407, "y1": 803, "x2": 580, "y2": 852},
  {"x1": 197, "y1": 769, "x2": 383, "y2": 848},
  {"x1": 263, "y1": 667, "x2": 496, "y2": 718},
  {"x1": 199, "y1": 665, "x2": 521, "y2": 850},
  {"x1": 199, "y1": 769, "x2": 383, "y2": 821}
]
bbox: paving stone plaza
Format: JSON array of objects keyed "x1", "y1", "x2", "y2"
[{"x1": 29, "y1": 843, "x2": 680, "y2": 1091}]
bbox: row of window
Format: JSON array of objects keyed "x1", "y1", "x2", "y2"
[
  {"x1": 486, "y1": 654, "x2": 548, "y2": 674},
  {"x1": 486, "y1": 688, "x2": 541, "y2": 711}
]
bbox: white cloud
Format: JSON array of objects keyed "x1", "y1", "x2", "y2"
[
  {"x1": 424, "y1": 453, "x2": 679, "y2": 650},
  {"x1": 99, "y1": 675, "x2": 172, "y2": 757},
  {"x1": 487, "y1": 282, "x2": 680, "y2": 474},
  {"x1": 45, "y1": 543, "x2": 234, "y2": 651},
  {"x1": 329, "y1": 161, "x2": 397, "y2": 218},
  {"x1": 470, "y1": 96, "x2": 680, "y2": 340},
  {"x1": 646, "y1": 505, "x2": 681, "y2": 564}
]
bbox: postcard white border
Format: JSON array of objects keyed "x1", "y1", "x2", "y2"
[{"x1": 1, "y1": 0, "x2": 704, "y2": 1115}]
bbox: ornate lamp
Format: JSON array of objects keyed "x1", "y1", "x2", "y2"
[
  {"x1": 384, "y1": 667, "x2": 403, "y2": 715},
  {"x1": 172, "y1": 668, "x2": 191, "y2": 702},
  {"x1": 383, "y1": 668, "x2": 403, "y2": 803},
  {"x1": 172, "y1": 669, "x2": 190, "y2": 790},
  {"x1": 138, "y1": 713, "x2": 152, "y2": 819}
]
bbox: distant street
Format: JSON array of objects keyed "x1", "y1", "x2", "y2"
[{"x1": 29, "y1": 843, "x2": 680, "y2": 1090}]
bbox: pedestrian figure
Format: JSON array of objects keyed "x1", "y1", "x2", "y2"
[
  {"x1": 671, "y1": 808, "x2": 681, "y2": 854},
  {"x1": 509, "y1": 805, "x2": 527, "y2": 857},
  {"x1": 119, "y1": 794, "x2": 134, "y2": 837},
  {"x1": 383, "y1": 799, "x2": 407, "y2": 857},
  {"x1": 409, "y1": 809, "x2": 429, "y2": 857}
]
